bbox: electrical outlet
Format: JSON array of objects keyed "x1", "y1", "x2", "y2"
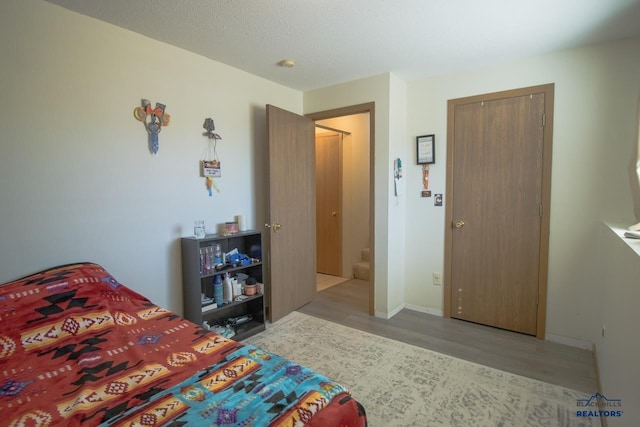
[{"x1": 432, "y1": 272, "x2": 442, "y2": 286}]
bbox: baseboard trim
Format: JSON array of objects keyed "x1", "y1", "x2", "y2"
[
  {"x1": 375, "y1": 304, "x2": 404, "y2": 319},
  {"x1": 376, "y1": 303, "x2": 443, "y2": 320},
  {"x1": 404, "y1": 303, "x2": 443, "y2": 317},
  {"x1": 374, "y1": 310, "x2": 390, "y2": 319},
  {"x1": 545, "y1": 333, "x2": 593, "y2": 350}
]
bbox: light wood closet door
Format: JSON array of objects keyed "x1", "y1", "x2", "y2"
[
  {"x1": 316, "y1": 133, "x2": 342, "y2": 276},
  {"x1": 446, "y1": 87, "x2": 552, "y2": 336}
]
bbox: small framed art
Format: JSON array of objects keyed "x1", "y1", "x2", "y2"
[{"x1": 416, "y1": 134, "x2": 435, "y2": 164}]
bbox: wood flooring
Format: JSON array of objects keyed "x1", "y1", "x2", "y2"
[
  {"x1": 316, "y1": 273, "x2": 349, "y2": 291},
  {"x1": 300, "y1": 278, "x2": 598, "y2": 394}
]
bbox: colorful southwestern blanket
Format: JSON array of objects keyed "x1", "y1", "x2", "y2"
[{"x1": 0, "y1": 263, "x2": 366, "y2": 426}]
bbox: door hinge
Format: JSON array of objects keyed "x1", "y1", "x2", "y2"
[
  {"x1": 542, "y1": 113, "x2": 546, "y2": 127},
  {"x1": 539, "y1": 204, "x2": 543, "y2": 218}
]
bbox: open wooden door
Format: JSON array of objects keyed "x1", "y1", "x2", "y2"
[{"x1": 266, "y1": 105, "x2": 317, "y2": 322}]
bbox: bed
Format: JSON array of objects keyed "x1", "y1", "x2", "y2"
[{"x1": 0, "y1": 262, "x2": 366, "y2": 426}]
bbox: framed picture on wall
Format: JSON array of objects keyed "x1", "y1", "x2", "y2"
[{"x1": 417, "y1": 134, "x2": 435, "y2": 164}]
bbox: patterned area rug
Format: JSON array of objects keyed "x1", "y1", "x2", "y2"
[{"x1": 243, "y1": 311, "x2": 598, "y2": 427}]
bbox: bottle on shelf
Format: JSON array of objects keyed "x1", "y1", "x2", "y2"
[
  {"x1": 232, "y1": 278, "x2": 242, "y2": 298},
  {"x1": 202, "y1": 247, "x2": 210, "y2": 274},
  {"x1": 213, "y1": 274, "x2": 223, "y2": 305},
  {"x1": 214, "y1": 243, "x2": 222, "y2": 267},
  {"x1": 222, "y1": 272, "x2": 233, "y2": 304}
]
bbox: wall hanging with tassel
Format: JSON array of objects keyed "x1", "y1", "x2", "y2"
[
  {"x1": 201, "y1": 118, "x2": 222, "y2": 196},
  {"x1": 133, "y1": 99, "x2": 170, "y2": 154}
]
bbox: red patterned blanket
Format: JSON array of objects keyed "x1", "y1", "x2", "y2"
[{"x1": 0, "y1": 263, "x2": 366, "y2": 426}]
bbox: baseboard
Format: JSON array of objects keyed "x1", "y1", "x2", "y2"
[
  {"x1": 375, "y1": 304, "x2": 404, "y2": 319},
  {"x1": 376, "y1": 303, "x2": 443, "y2": 319},
  {"x1": 545, "y1": 333, "x2": 593, "y2": 350},
  {"x1": 404, "y1": 303, "x2": 443, "y2": 317}
]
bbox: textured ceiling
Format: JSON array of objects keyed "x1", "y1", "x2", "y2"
[{"x1": 45, "y1": 0, "x2": 640, "y2": 91}]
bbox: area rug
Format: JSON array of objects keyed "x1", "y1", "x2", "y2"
[{"x1": 243, "y1": 311, "x2": 598, "y2": 427}]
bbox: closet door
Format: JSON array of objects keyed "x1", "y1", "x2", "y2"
[
  {"x1": 445, "y1": 85, "x2": 553, "y2": 337},
  {"x1": 316, "y1": 132, "x2": 342, "y2": 276}
]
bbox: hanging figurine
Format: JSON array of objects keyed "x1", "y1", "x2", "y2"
[
  {"x1": 133, "y1": 99, "x2": 171, "y2": 154},
  {"x1": 421, "y1": 164, "x2": 432, "y2": 197},
  {"x1": 201, "y1": 118, "x2": 222, "y2": 196}
]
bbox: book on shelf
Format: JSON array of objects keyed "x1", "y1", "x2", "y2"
[
  {"x1": 202, "y1": 302, "x2": 218, "y2": 312},
  {"x1": 201, "y1": 293, "x2": 214, "y2": 306}
]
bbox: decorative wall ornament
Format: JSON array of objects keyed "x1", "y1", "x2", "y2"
[
  {"x1": 421, "y1": 164, "x2": 432, "y2": 197},
  {"x1": 203, "y1": 118, "x2": 221, "y2": 141},
  {"x1": 133, "y1": 99, "x2": 171, "y2": 154},
  {"x1": 201, "y1": 118, "x2": 222, "y2": 196}
]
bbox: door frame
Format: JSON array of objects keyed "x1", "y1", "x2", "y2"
[
  {"x1": 443, "y1": 84, "x2": 554, "y2": 339},
  {"x1": 306, "y1": 102, "x2": 376, "y2": 316}
]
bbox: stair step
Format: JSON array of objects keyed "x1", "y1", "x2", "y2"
[{"x1": 353, "y1": 261, "x2": 370, "y2": 281}]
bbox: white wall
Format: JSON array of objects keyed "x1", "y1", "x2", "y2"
[
  {"x1": 404, "y1": 37, "x2": 640, "y2": 344},
  {"x1": 0, "y1": 0, "x2": 301, "y2": 313},
  {"x1": 596, "y1": 224, "x2": 640, "y2": 426},
  {"x1": 387, "y1": 74, "x2": 408, "y2": 314}
]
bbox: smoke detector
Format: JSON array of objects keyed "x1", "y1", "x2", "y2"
[{"x1": 278, "y1": 59, "x2": 296, "y2": 68}]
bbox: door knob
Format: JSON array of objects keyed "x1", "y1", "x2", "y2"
[
  {"x1": 264, "y1": 223, "x2": 282, "y2": 232},
  {"x1": 454, "y1": 220, "x2": 465, "y2": 228},
  {"x1": 331, "y1": 211, "x2": 337, "y2": 217}
]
